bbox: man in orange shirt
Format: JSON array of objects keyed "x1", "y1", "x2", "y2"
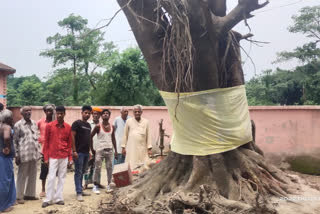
[{"x1": 37, "y1": 104, "x2": 55, "y2": 198}]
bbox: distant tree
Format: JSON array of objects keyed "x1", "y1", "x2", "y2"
[
  {"x1": 7, "y1": 75, "x2": 44, "y2": 106},
  {"x1": 8, "y1": 47, "x2": 163, "y2": 106},
  {"x1": 93, "y1": 48, "x2": 164, "y2": 106},
  {"x1": 296, "y1": 61, "x2": 320, "y2": 104},
  {"x1": 42, "y1": 69, "x2": 75, "y2": 106},
  {"x1": 276, "y1": 6, "x2": 320, "y2": 104},
  {"x1": 43, "y1": 69, "x2": 92, "y2": 106},
  {"x1": 40, "y1": 14, "x2": 109, "y2": 105},
  {"x1": 247, "y1": 6, "x2": 320, "y2": 105},
  {"x1": 246, "y1": 69, "x2": 304, "y2": 105},
  {"x1": 276, "y1": 6, "x2": 320, "y2": 64},
  {"x1": 246, "y1": 70, "x2": 274, "y2": 106}
]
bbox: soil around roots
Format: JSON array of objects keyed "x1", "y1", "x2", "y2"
[{"x1": 108, "y1": 147, "x2": 303, "y2": 214}]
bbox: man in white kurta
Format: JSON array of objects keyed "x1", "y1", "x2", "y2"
[{"x1": 121, "y1": 105, "x2": 152, "y2": 170}]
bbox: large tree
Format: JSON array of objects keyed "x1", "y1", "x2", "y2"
[
  {"x1": 115, "y1": 0, "x2": 298, "y2": 213},
  {"x1": 40, "y1": 14, "x2": 106, "y2": 105}
]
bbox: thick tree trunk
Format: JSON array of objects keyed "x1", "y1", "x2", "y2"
[{"x1": 113, "y1": 0, "x2": 300, "y2": 213}]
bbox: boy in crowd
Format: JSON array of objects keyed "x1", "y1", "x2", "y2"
[
  {"x1": 37, "y1": 104, "x2": 55, "y2": 198},
  {"x1": 72, "y1": 106, "x2": 92, "y2": 201},
  {"x1": 91, "y1": 109, "x2": 118, "y2": 194},
  {"x1": 84, "y1": 107, "x2": 102, "y2": 189}
]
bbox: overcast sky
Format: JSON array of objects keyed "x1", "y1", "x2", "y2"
[{"x1": 0, "y1": 0, "x2": 319, "y2": 81}]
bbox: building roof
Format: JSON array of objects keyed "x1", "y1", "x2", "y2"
[{"x1": 0, "y1": 62, "x2": 16, "y2": 74}]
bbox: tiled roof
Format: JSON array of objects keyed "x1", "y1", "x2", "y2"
[{"x1": 0, "y1": 62, "x2": 16, "y2": 74}]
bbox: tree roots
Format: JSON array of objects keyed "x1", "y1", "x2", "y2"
[{"x1": 111, "y1": 146, "x2": 301, "y2": 213}]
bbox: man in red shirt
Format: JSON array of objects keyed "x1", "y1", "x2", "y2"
[{"x1": 42, "y1": 106, "x2": 73, "y2": 208}]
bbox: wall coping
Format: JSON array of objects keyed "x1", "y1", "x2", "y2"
[
  {"x1": 249, "y1": 106, "x2": 320, "y2": 110},
  {"x1": 9, "y1": 106, "x2": 169, "y2": 110},
  {"x1": 9, "y1": 105, "x2": 320, "y2": 111}
]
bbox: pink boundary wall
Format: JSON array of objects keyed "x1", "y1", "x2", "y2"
[
  {"x1": 249, "y1": 106, "x2": 320, "y2": 156},
  {"x1": 8, "y1": 106, "x2": 320, "y2": 155}
]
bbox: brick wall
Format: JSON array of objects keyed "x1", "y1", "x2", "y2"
[{"x1": 0, "y1": 73, "x2": 7, "y2": 107}]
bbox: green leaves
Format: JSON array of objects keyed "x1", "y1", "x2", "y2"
[
  {"x1": 8, "y1": 48, "x2": 164, "y2": 107},
  {"x1": 248, "y1": 6, "x2": 320, "y2": 106},
  {"x1": 7, "y1": 75, "x2": 44, "y2": 106},
  {"x1": 289, "y1": 6, "x2": 320, "y2": 39},
  {"x1": 40, "y1": 14, "x2": 107, "y2": 104},
  {"x1": 58, "y1": 14, "x2": 88, "y2": 32},
  {"x1": 276, "y1": 6, "x2": 320, "y2": 64},
  {"x1": 247, "y1": 62, "x2": 320, "y2": 106},
  {"x1": 93, "y1": 48, "x2": 164, "y2": 106},
  {"x1": 276, "y1": 42, "x2": 320, "y2": 63},
  {"x1": 8, "y1": 14, "x2": 163, "y2": 107}
]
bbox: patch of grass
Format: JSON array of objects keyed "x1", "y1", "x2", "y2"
[{"x1": 286, "y1": 155, "x2": 320, "y2": 175}]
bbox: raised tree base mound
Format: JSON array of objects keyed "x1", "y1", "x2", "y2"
[{"x1": 107, "y1": 147, "x2": 304, "y2": 213}]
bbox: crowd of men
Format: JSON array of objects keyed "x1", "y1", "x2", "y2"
[{"x1": 0, "y1": 103, "x2": 153, "y2": 212}]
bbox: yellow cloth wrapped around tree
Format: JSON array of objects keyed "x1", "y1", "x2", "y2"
[{"x1": 160, "y1": 85, "x2": 252, "y2": 156}]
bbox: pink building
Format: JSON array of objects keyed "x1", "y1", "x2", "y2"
[{"x1": 0, "y1": 62, "x2": 16, "y2": 108}]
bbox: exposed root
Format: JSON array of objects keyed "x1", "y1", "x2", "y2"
[
  {"x1": 112, "y1": 184, "x2": 278, "y2": 214},
  {"x1": 110, "y1": 146, "x2": 301, "y2": 213}
]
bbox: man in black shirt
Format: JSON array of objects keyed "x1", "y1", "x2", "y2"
[{"x1": 72, "y1": 105, "x2": 92, "y2": 202}]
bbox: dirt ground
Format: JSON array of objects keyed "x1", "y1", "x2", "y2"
[
  {"x1": 269, "y1": 171, "x2": 320, "y2": 214},
  {"x1": 7, "y1": 164, "x2": 320, "y2": 214},
  {"x1": 10, "y1": 167, "x2": 112, "y2": 214}
]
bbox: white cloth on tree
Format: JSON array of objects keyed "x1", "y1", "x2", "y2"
[{"x1": 160, "y1": 85, "x2": 252, "y2": 156}]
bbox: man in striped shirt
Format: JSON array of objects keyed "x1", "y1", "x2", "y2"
[{"x1": 14, "y1": 106, "x2": 40, "y2": 204}]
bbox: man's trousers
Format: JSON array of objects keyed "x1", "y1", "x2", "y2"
[
  {"x1": 16, "y1": 160, "x2": 37, "y2": 200},
  {"x1": 43, "y1": 158, "x2": 68, "y2": 203},
  {"x1": 93, "y1": 149, "x2": 113, "y2": 185}
]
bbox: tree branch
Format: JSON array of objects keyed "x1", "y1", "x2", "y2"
[
  {"x1": 208, "y1": 0, "x2": 226, "y2": 17},
  {"x1": 241, "y1": 33, "x2": 254, "y2": 40},
  {"x1": 117, "y1": 0, "x2": 168, "y2": 87},
  {"x1": 84, "y1": 62, "x2": 97, "y2": 90},
  {"x1": 231, "y1": 31, "x2": 252, "y2": 42},
  {"x1": 117, "y1": 0, "x2": 166, "y2": 52},
  {"x1": 307, "y1": 29, "x2": 320, "y2": 40},
  {"x1": 220, "y1": 0, "x2": 269, "y2": 34},
  {"x1": 82, "y1": 6, "x2": 123, "y2": 38},
  {"x1": 198, "y1": 0, "x2": 223, "y2": 41}
]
